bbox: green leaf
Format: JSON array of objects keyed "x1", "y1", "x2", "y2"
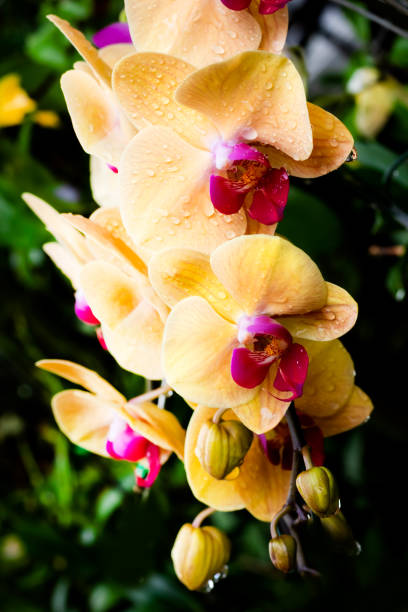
[
  {"x1": 26, "y1": 24, "x2": 71, "y2": 72},
  {"x1": 389, "y1": 37, "x2": 408, "y2": 68},
  {"x1": 95, "y1": 488, "x2": 124, "y2": 524},
  {"x1": 278, "y1": 186, "x2": 343, "y2": 259}
]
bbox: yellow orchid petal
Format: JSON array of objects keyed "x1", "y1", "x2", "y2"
[
  {"x1": 119, "y1": 126, "x2": 246, "y2": 254},
  {"x1": 33, "y1": 110, "x2": 60, "y2": 128},
  {"x1": 101, "y1": 299, "x2": 165, "y2": 380},
  {"x1": 22, "y1": 193, "x2": 90, "y2": 264},
  {"x1": 210, "y1": 235, "x2": 327, "y2": 316},
  {"x1": 355, "y1": 81, "x2": 395, "y2": 139},
  {"x1": 314, "y1": 385, "x2": 373, "y2": 437},
  {"x1": 250, "y1": 3, "x2": 288, "y2": 54},
  {"x1": 148, "y1": 247, "x2": 242, "y2": 322},
  {"x1": 125, "y1": 0, "x2": 262, "y2": 68},
  {"x1": 52, "y1": 390, "x2": 116, "y2": 456},
  {"x1": 262, "y1": 103, "x2": 354, "y2": 178},
  {"x1": 80, "y1": 261, "x2": 141, "y2": 329},
  {"x1": 90, "y1": 155, "x2": 120, "y2": 207},
  {"x1": 98, "y1": 43, "x2": 134, "y2": 68},
  {"x1": 43, "y1": 242, "x2": 81, "y2": 289},
  {"x1": 90, "y1": 207, "x2": 142, "y2": 260},
  {"x1": 61, "y1": 70, "x2": 126, "y2": 166},
  {"x1": 124, "y1": 401, "x2": 185, "y2": 460},
  {"x1": 245, "y1": 217, "x2": 277, "y2": 236},
  {"x1": 236, "y1": 435, "x2": 290, "y2": 522},
  {"x1": 295, "y1": 339, "x2": 354, "y2": 418},
  {"x1": 176, "y1": 51, "x2": 312, "y2": 159},
  {"x1": 184, "y1": 405, "x2": 245, "y2": 510},
  {"x1": 232, "y1": 365, "x2": 290, "y2": 434},
  {"x1": 47, "y1": 15, "x2": 111, "y2": 86},
  {"x1": 0, "y1": 74, "x2": 36, "y2": 127},
  {"x1": 36, "y1": 359, "x2": 125, "y2": 402},
  {"x1": 278, "y1": 282, "x2": 358, "y2": 341},
  {"x1": 63, "y1": 213, "x2": 147, "y2": 276},
  {"x1": 113, "y1": 52, "x2": 217, "y2": 150},
  {"x1": 163, "y1": 296, "x2": 256, "y2": 408}
]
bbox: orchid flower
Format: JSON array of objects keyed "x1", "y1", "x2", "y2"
[
  {"x1": 221, "y1": 0, "x2": 291, "y2": 16},
  {"x1": 23, "y1": 194, "x2": 167, "y2": 378},
  {"x1": 124, "y1": 0, "x2": 288, "y2": 68},
  {"x1": 48, "y1": 16, "x2": 135, "y2": 176},
  {"x1": 183, "y1": 339, "x2": 373, "y2": 521},
  {"x1": 113, "y1": 51, "x2": 353, "y2": 253},
  {"x1": 36, "y1": 360, "x2": 185, "y2": 488},
  {"x1": 148, "y1": 235, "x2": 358, "y2": 433}
]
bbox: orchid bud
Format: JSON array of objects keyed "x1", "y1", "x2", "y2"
[
  {"x1": 269, "y1": 535, "x2": 297, "y2": 573},
  {"x1": 320, "y1": 512, "x2": 361, "y2": 556},
  {"x1": 171, "y1": 523, "x2": 230, "y2": 591},
  {"x1": 195, "y1": 419, "x2": 253, "y2": 480},
  {"x1": 296, "y1": 466, "x2": 339, "y2": 517}
]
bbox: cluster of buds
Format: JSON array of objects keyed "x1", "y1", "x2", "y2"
[{"x1": 25, "y1": 0, "x2": 374, "y2": 592}]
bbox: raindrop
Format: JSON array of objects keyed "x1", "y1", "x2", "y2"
[
  {"x1": 265, "y1": 82, "x2": 273, "y2": 90},
  {"x1": 146, "y1": 169, "x2": 155, "y2": 177}
]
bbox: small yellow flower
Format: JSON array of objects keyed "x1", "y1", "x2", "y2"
[{"x1": 0, "y1": 74, "x2": 36, "y2": 127}]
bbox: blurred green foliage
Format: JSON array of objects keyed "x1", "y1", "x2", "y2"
[{"x1": 1, "y1": 1, "x2": 408, "y2": 610}]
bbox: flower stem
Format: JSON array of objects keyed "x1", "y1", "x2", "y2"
[
  {"x1": 192, "y1": 507, "x2": 216, "y2": 528},
  {"x1": 128, "y1": 384, "x2": 172, "y2": 405}
]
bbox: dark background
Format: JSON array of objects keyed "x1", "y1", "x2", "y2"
[{"x1": 1, "y1": 1, "x2": 408, "y2": 610}]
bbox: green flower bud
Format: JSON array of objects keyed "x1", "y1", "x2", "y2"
[
  {"x1": 269, "y1": 535, "x2": 297, "y2": 573},
  {"x1": 320, "y1": 512, "x2": 361, "y2": 556},
  {"x1": 195, "y1": 419, "x2": 253, "y2": 480},
  {"x1": 296, "y1": 466, "x2": 339, "y2": 517},
  {"x1": 171, "y1": 523, "x2": 230, "y2": 591}
]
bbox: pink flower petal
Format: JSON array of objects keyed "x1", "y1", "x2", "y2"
[
  {"x1": 107, "y1": 163, "x2": 118, "y2": 174},
  {"x1": 136, "y1": 443, "x2": 161, "y2": 488},
  {"x1": 273, "y1": 343, "x2": 309, "y2": 400},
  {"x1": 210, "y1": 174, "x2": 248, "y2": 214},
  {"x1": 238, "y1": 314, "x2": 292, "y2": 344},
  {"x1": 259, "y1": 0, "x2": 291, "y2": 15},
  {"x1": 74, "y1": 290, "x2": 100, "y2": 325},
  {"x1": 92, "y1": 22, "x2": 132, "y2": 48},
  {"x1": 106, "y1": 419, "x2": 148, "y2": 462},
  {"x1": 96, "y1": 327, "x2": 108, "y2": 351},
  {"x1": 220, "y1": 0, "x2": 252, "y2": 9},
  {"x1": 228, "y1": 143, "x2": 268, "y2": 165},
  {"x1": 231, "y1": 347, "x2": 272, "y2": 388},
  {"x1": 248, "y1": 167, "x2": 289, "y2": 225}
]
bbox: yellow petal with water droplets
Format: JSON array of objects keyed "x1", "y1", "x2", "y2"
[
  {"x1": 36, "y1": 359, "x2": 125, "y2": 402},
  {"x1": 295, "y1": 339, "x2": 354, "y2": 418},
  {"x1": 232, "y1": 364, "x2": 289, "y2": 434},
  {"x1": 176, "y1": 51, "x2": 312, "y2": 159},
  {"x1": 101, "y1": 299, "x2": 165, "y2": 380},
  {"x1": 148, "y1": 247, "x2": 242, "y2": 323},
  {"x1": 47, "y1": 15, "x2": 111, "y2": 86},
  {"x1": 250, "y1": 3, "x2": 288, "y2": 54},
  {"x1": 314, "y1": 385, "x2": 373, "y2": 437},
  {"x1": 236, "y1": 435, "x2": 290, "y2": 522},
  {"x1": 163, "y1": 296, "x2": 256, "y2": 408},
  {"x1": 51, "y1": 390, "x2": 117, "y2": 456},
  {"x1": 119, "y1": 126, "x2": 246, "y2": 254},
  {"x1": 113, "y1": 52, "x2": 217, "y2": 150},
  {"x1": 98, "y1": 43, "x2": 134, "y2": 68},
  {"x1": 210, "y1": 235, "x2": 327, "y2": 316},
  {"x1": 278, "y1": 282, "x2": 358, "y2": 341},
  {"x1": 125, "y1": 0, "x2": 262, "y2": 69},
  {"x1": 43, "y1": 242, "x2": 81, "y2": 289},
  {"x1": 124, "y1": 401, "x2": 185, "y2": 460},
  {"x1": 63, "y1": 213, "x2": 147, "y2": 277},
  {"x1": 184, "y1": 405, "x2": 245, "y2": 510},
  {"x1": 61, "y1": 70, "x2": 126, "y2": 165},
  {"x1": 22, "y1": 193, "x2": 90, "y2": 264},
  {"x1": 262, "y1": 103, "x2": 354, "y2": 177}
]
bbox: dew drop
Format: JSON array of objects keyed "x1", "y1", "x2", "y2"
[
  {"x1": 146, "y1": 169, "x2": 155, "y2": 177},
  {"x1": 265, "y1": 82, "x2": 273, "y2": 90},
  {"x1": 162, "y1": 96, "x2": 170, "y2": 105}
]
